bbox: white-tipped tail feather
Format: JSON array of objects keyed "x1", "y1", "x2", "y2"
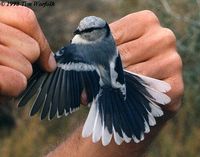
[
  {"x1": 82, "y1": 100, "x2": 97, "y2": 138},
  {"x1": 82, "y1": 70, "x2": 171, "y2": 146},
  {"x1": 113, "y1": 127, "x2": 123, "y2": 145},
  {"x1": 102, "y1": 126, "x2": 112, "y2": 146},
  {"x1": 92, "y1": 106, "x2": 102, "y2": 143},
  {"x1": 124, "y1": 70, "x2": 171, "y2": 93},
  {"x1": 122, "y1": 131, "x2": 132, "y2": 143}
]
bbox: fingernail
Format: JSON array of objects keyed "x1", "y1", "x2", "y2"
[{"x1": 48, "y1": 52, "x2": 57, "y2": 71}]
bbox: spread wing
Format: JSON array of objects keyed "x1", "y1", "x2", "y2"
[{"x1": 17, "y1": 44, "x2": 100, "y2": 120}]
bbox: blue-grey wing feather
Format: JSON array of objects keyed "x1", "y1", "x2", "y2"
[{"x1": 17, "y1": 44, "x2": 100, "y2": 120}]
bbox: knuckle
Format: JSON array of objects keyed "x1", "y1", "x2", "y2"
[
  {"x1": 170, "y1": 84, "x2": 184, "y2": 113},
  {"x1": 15, "y1": 75, "x2": 27, "y2": 97},
  {"x1": 118, "y1": 46, "x2": 130, "y2": 64},
  {"x1": 142, "y1": 10, "x2": 160, "y2": 25},
  {"x1": 167, "y1": 100, "x2": 182, "y2": 114},
  {"x1": 25, "y1": 63, "x2": 33, "y2": 79},
  {"x1": 171, "y1": 52, "x2": 183, "y2": 70},
  {"x1": 110, "y1": 22, "x2": 124, "y2": 45},
  {"x1": 112, "y1": 30, "x2": 121, "y2": 45},
  {"x1": 162, "y1": 28, "x2": 176, "y2": 46},
  {"x1": 29, "y1": 39, "x2": 40, "y2": 62},
  {"x1": 0, "y1": 70, "x2": 27, "y2": 97},
  {"x1": 39, "y1": 36, "x2": 49, "y2": 53},
  {"x1": 176, "y1": 55, "x2": 183, "y2": 70},
  {"x1": 177, "y1": 80, "x2": 184, "y2": 98},
  {"x1": 18, "y1": 7, "x2": 37, "y2": 30},
  {"x1": 168, "y1": 74, "x2": 184, "y2": 114}
]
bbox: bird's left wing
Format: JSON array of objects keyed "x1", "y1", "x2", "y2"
[{"x1": 17, "y1": 45, "x2": 100, "y2": 120}]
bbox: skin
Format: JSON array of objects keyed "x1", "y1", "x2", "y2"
[
  {"x1": 0, "y1": 5, "x2": 56, "y2": 98},
  {"x1": 0, "y1": 5, "x2": 183, "y2": 157}
]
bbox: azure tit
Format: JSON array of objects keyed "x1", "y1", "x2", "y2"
[{"x1": 17, "y1": 16, "x2": 171, "y2": 146}]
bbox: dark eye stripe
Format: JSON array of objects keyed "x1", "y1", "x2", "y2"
[
  {"x1": 74, "y1": 23, "x2": 109, "y2": 35},
  {"x1": 81, "y1": 27, "x2": 103, "y2": 33}
]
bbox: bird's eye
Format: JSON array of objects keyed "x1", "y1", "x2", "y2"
[
  {"x1": 74, "y1": 29, "x2": 81, "y2": 35},
  {"x1": 56, "y1": 48, "x2": 65, "y2": 57}
]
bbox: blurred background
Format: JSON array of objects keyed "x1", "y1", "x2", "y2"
[{"x1": 0, "y1": 0, "x2": 200, "y2": 156}]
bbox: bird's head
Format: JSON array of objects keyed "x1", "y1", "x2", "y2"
[{"x1": 72, "y1": 16, "x2": 110, "y2": 44}]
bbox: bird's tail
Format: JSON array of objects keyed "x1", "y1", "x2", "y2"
[{"x1": 82, "y1": 70, "x2": 171, "y2": 146}]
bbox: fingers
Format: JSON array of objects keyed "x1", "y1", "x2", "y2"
[
  {"x1": 163, "y1": 73, "x2": 184, "y2": 113},
  {"x1": 126, "y1": 51, "x2": 181, "y2": 79},
  {"x1": 0, "y1": 5, "x2": 56, "y2": 72},
  {"x1": 0, "y1": 45, "x2": 33, "y2": 79},
  {"x1": 0, "y1": 22, "x2": 40, "y2": 63},
  {"x1": 0, "y1": 66, "x2": 27, "y2": 97},
  {"x1": 126, "y1": 59, "x2": 184, "y2": 113},
  {"x1": 0, "y1": 6, "x2": 56, "y2": 97},
  {"x1": 125, "y1": 49, "x2": 183, "y2": 113},
  {"x1": 110, "y1": 10, "x2": 160, "y2": 45},
  {"x1": 118, "y1": 28, "x2": 176, "y2": 67}
]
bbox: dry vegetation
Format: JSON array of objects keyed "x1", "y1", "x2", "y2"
[{"x1": 0, "y1": 0, "x2": 199, "y2": 156}]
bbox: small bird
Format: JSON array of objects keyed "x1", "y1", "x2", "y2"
[{"x1": 17, "y1": 16, "x2": 171, "y2": 146}]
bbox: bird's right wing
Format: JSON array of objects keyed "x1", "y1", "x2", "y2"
[{"x1": 17, "y1": 45, "x2": 100, "y2": 120}]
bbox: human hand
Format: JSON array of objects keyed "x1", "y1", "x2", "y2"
[
  {"x1": 110, "y1": 10, "x2": 184, "y2": 115},
  {"x1": 0, "y1": 6, "x2": 56, "y2": 97}
]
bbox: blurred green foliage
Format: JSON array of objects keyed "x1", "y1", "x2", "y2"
[{"x1": 0, "y1": 0, "x2": 200, "y2": 156}]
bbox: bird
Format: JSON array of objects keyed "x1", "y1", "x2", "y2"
[{"x1": 17, "y1": 16, "x2": 171, "y2": 146}]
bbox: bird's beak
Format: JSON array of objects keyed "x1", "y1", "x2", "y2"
[{"x1": 73, "y1": 29, "x2": 81, "y2": 35}]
